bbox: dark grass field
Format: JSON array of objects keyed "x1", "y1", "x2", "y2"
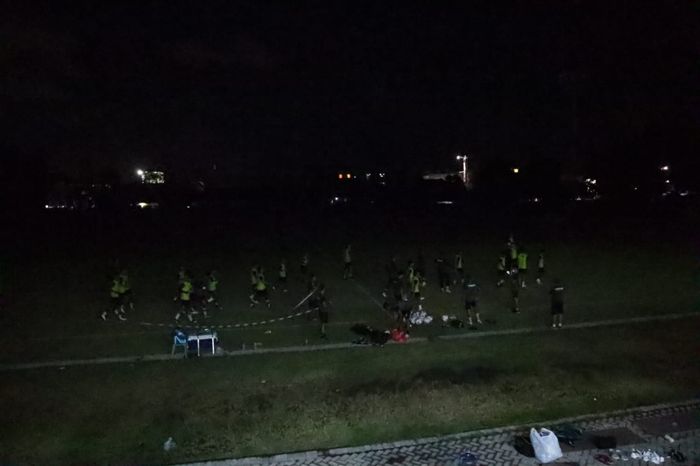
[
  {"x1": 1, "y1": 200, "x2": 699, "y2": 463},
  {"x1": 2, "y1": 200, "x2": 699, "y2": 362},
  {"x1": 1, "y1": 319, "x2": 699, "y2": 465}
]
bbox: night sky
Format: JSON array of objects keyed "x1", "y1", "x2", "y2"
[{"x1": 2, "y1": 1, "x2": 699, "y2": 184}]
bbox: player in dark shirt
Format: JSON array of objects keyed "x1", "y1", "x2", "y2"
[
  {"x1": 550, "y1": 279, "x2": 565, "y2": 328},
  {"x1": 463, "y1": 275, "x2": 482, "y2": 327}
]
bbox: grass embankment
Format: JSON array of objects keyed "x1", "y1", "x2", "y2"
[{"x1": 1, "y1": 318, "x2": 699, "y2": 464}]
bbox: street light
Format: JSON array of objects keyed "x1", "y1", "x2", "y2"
[
  {"x1": 660, "y1": 165, "x2": 669, "y2": 171},
  {"x1": 136, "y1": 168, "x2": 146, "y2": 183},
  {"x1": 456, "y1": 154, "x2": 468, "y2": 184},
  {"x1": 512, "y1": 167, "x2": 520, "y2": 174}
]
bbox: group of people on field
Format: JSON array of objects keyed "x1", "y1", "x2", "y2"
[
  {"x1": 102, "y1": 267, "x2": 222, "y2": 323},
  {"x1": 380, "y1": 234, "x2": 565, "y2": 330},
  {"x1": 496, "y1": 234, "x2": 565, "y2": 328},
  {"x1": 174, "y1": 267, "x2": 222, "y2": 322},
  {"x1": 103, "y1": 236, "x2": 564, "y2": 332}
]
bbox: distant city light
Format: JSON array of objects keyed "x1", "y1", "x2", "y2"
[
  {"x1": 135, "y1": 169, "x2": 165, "y2": 184},
  {"x1": 346, "y1": 173, "x2": 351, "y2": 179},
  {"x1": 137, "y1": 202, "x2": 148, "y2": 208},
  {"x1": 512, "y1": 168, "x2": 519, "y2": 174},
  {"x1": 660, "y1": 165, "x2": 669, "y2": 171},
  {"x1": 338, "y1": 173, "x2": 343, "y2": 179},
  {"x1": 665, "y1": 179, "x2": 671, "y2": 184}
]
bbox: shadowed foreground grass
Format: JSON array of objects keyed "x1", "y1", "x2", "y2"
[{"x1": 1, "y1": 318, "x2": 699, "y2": 465}]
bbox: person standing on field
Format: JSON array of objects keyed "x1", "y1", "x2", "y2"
[
  {"x1": 300, "y1": 253, "x2": 310, "y2": 276},
  {"x1": 496, "y1": 254, "x2": 507, "y2": 287},
  {"x1": 276, "y1": 259, "x2": 288, "y2": 293},
  {"x1": 317, "y1": 285, "x2": 330, "y2": 339},
  {"x1": 249, "y1": 265, "x2": 259, "y2": 295},
  {"x1": 118, "y1": 269, "x2": 134, "y2": 313},
  {"x1": 343, "y1": 244, "x2": 353, "y2": 279},
  {"x1": 307, "y1": 273, "x2": 319, "y2": 293},
  {"x1": 508, "y1": 237, "x2": 518, "y2": 268},
  {"x1": 550, "y1": 279, "x2": 565, "y2": 328},
  {"x1": 175, "y1": 273, "x2": 194, "y2": 322},
  {"x1": 517, "y1": 249, "x2": 528, "y2": 288},
  {"x1": 250, "y1": 269, "x2": 271, "y2": 308},
  {"x1": 454, "y1": 253, "x2": 464, "y2": 284},
  {"x1": 435, "y1": 255, "x2": 451, "y2": 293},
  {"x1": 463, "y1": 274, "x2": 482, "y2": 327},
  {"x1": 411, "y1": 272, "x2": 423, "y2": 301},
  {"x1": 510, "y1": 273, "x2": 520, "y2": 313},
  {"x1": 102, "y1": 274, "x2": 125, "y2": 321},
  {"x1": 204, "y1": 270, "x2": 222, "y2": 315},
  {"x1": 406, "y1": 260, "x2": 415, "y2": 285},
  {"x1": 536, "y1": 250, "x2": 545, "y2": 285}
]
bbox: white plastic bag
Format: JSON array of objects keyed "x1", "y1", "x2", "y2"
[
  {"x1": 163, "y1": 437, "x2": 176, "y2": 451},
  {"x1": 530, "y1": 428, "x2": 563, "y2": 463}
]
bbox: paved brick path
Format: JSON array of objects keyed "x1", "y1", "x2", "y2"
[{"x1": 181, "y1": 399, "x2": 700, "y2": 466}]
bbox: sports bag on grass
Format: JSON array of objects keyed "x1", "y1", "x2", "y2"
[
  {"x1": 530, "y1": 428, "x2": 563, "y2": 463},
  {"x1": 514, "y1": 435, "x2": 535, "y2": 457},
  {"x1": 592, "y1": 435, "x2": 616, "y2": 449}
]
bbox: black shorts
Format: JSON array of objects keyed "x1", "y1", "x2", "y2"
[
  {"x1": 518, "y1": 268, "x2": 527, "y2": 276},
  {"x1": 278, "y1": 276, "x2": 287, "y2": 283},
  {"x1": 255, "y1": 289, "x2": 268, "y2": 299},
  {"x1": 344, "y1": 262, "x2": 352, "y2": 270},
  {"x1": 551, "y1": 302, "x2": 564, "y2": 315},
  {"x1": 465, "y1": 300, "x2": 477, "y2": 311},
  {"x1": 538, "y1": 268, "x2": 544, "y2": 277},
  {"x1": 498, "y1": 270, "x2": 506, "y2": 277},
  {"x1": 179, "y1": 298, "x2": 191, "y2": 308},
  {"x1": 110, "y1": 296, "x2": 122, "y2": 307},
  {"x1": 319, "y1": 310, "x2": 329, "y2": 324}
]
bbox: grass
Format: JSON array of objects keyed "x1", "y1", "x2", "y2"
[
  {"x1": 3, "y1": 206, "x2": 700, "y2": 363},
  {"x1": 1, "y1": 318, "x2": 698, "y2": 465},
  {"x1": 1, "y1": 205, "x2": 699, "y2": 463}
]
